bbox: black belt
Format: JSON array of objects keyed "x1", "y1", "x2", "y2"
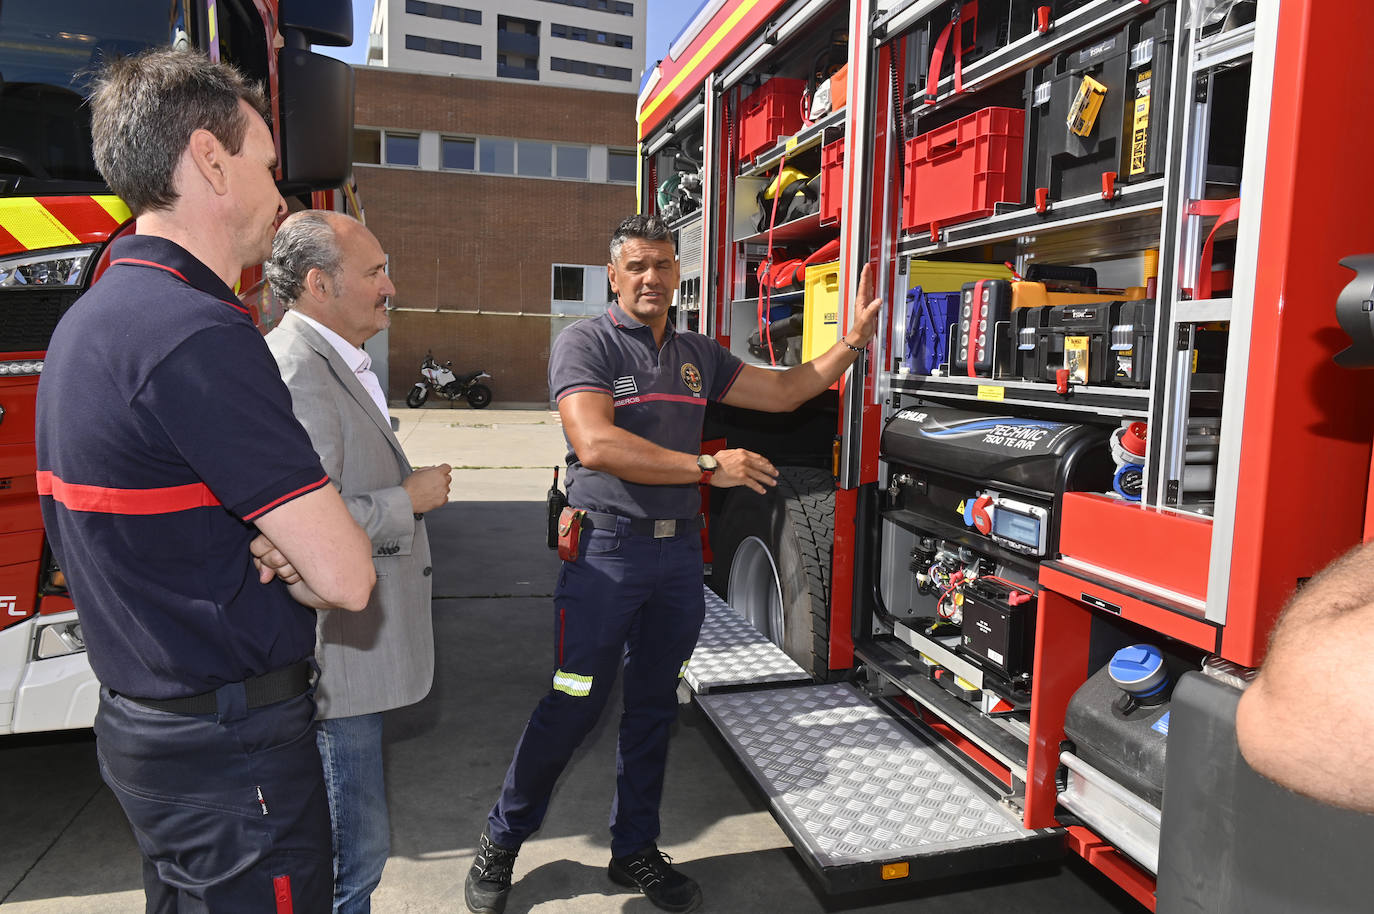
[
  {"x1": 580, "y1": 511, "x2": 703, "y2": 539},
  {"x1": 115, "y1": 661, "x2": 313, "y2": 715}
]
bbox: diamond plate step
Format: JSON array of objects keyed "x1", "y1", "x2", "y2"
[
  {"x1": 696, "y1": 682, "x2": 1063, "y2": 892},
  {"x1": 684, "y1": 587, "x2": 810, "y2": 694}
]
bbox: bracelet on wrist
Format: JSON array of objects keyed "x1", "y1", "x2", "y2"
[{"x1": 842, "y1": 338, "x2": 865, "y2": 353}]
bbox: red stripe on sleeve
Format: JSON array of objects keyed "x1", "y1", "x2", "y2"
[
  {"x1": 717, "y1": 361, "x2": 746, "y2": 399},
  {"x1": 555, "y1": 386, "x2": 612, "y2": 402},
  {"x1": 241, "y1": 476, "x2": 332, "y2": 522}
]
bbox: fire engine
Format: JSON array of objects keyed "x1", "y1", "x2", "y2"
[
  {"x1": 0, "y1": 0, "x2": 356, "y2": 734},
  {"x1": 643, "y1": 0, "x2": 1374, "y2": 908}
]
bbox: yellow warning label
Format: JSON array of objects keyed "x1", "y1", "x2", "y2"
[
  {"x1": 1130, "y1": 70, "x2": 1152, "y2": 176},
  {"x1": 1066, "y1": 335, "x2": 1090, "y2": 384},
  {"x1": 977, "y1": 384, "x2": 1005, "y2": 402},
  {"x1": 956, "y1": 500, "x2": 966, "y2": 515},
  {"x1": 1068, "y1": 75, "x2": 1108, "y2": 137},
  {"x1": 785, "y1": 134, "x2": 800, "y2": 152}
]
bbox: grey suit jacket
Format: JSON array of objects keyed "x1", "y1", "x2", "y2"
[{"x1": 266, "y1": 310, "x2": 435, "y2": 719}]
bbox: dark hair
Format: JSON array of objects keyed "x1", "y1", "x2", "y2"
[
  {"x1": 265, "y1": 211, "x2": 346, "y2": 304},
  {"x1": 89, "y1": 48, "x2": 270, "y2": 216},
  {"x1": 609, "y1": 214, "x2": 674, "y2": 263}
]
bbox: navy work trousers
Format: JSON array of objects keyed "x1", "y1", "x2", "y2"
[
  {"x1": 95, "y1": 684, "x2": 332, "y2": 913},
  {"x1": 488, "y1": 518, "x2": 705, "y2": 858}
]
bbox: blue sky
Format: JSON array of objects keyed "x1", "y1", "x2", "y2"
[{"x1": 324, "y1": 0, "x2": 697, "y2": 71}]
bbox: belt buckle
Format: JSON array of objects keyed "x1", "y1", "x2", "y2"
[{"x1": 653, "y1": 519, "x2": 675, "y2": 538}]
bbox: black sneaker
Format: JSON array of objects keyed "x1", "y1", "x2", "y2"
[
  {"x1": 465, "y1": 832, "x2": 519, "y2": 914},
  {"x1": 608, "y1": 845, "x2": 702, "y2": 913}
]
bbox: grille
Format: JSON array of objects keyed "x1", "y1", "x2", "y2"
[{"x1": 1, "y1": 288, "x2": 81, "y2": 353}]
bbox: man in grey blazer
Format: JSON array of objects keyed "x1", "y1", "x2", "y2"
[{"x1": 262, "y1": 210, "x2": 452, "y2": 913}]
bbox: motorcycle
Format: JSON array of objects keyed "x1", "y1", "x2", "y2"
[{"x1": 406, "y1": 352, "x2": 493, "y2": 409}]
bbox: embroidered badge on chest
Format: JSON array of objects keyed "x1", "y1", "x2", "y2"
[
  {"x1": 613, "y1": 375, "x2": 638, "y2": 397},
  {"x1": 681, "y1": 363, "x2": 703, "y2": 394}
]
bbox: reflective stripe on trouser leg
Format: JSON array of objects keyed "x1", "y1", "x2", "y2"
[
  {"x1": 488, "y1": 529, "x2": 655, "y2": 849},
  {"x1": 610, "y1": 533, "x2": 706, "y2": 858}
]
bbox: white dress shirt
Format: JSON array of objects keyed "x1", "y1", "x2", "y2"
[{"x1": 292, "y1": 311, "x2": 391, "y2": 424}]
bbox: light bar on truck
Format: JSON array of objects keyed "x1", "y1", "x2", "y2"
[
  {"x1": 0, "y1": 360, "x2": 43, "y2": 376},
  {"x1": 0, "y1": 245, "x2": 98, "y2": 288}
]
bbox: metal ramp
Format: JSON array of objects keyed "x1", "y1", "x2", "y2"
[
  {"x1": 688, "y1": 588, "x2": 1062, "y2": 893},
  {"x1": 684, "y1": 587, "x2": 810, "y2": 694}
]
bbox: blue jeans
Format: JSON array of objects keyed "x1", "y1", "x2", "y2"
[
  {"x1": 488, "y1": 520, "x2": 705, "y2": 858},
  {"x1": 317, "y1": 713, "x2": 389, "y2": 914}
]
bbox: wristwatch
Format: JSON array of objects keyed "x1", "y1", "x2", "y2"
[{"x1": 696, "y1": 453, "x2": 718, "y2": 485}]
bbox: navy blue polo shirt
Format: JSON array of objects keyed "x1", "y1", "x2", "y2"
[
  {"x1": 549, "y1": 301, "x2": 744, "y2": 519},
  {"x1": 35, "y1": 235, "x2": 331, "y2": 700}
]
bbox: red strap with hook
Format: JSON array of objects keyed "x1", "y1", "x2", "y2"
[
  {"x1": 1188, "y1": 197, "x2": 1241, "y2": 300},
  {"x1": 926, "y1": 1, "x2": 978, "y2": 104}
]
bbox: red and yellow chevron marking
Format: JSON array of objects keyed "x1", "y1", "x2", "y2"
[{"x1": 0, "y1": 196, "x2": 132, "y2": 256}]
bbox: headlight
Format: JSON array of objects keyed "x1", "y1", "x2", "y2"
[{"x1": 0, "y1": 245, "x2": 98, "y2": 288}]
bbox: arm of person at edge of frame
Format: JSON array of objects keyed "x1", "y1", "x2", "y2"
[
  {"x1": 720, "y1": 261, "x2": 882, "y2": 414},
  {"x1": 250, "y1": 465, "x2": 452, "y2": 586},
  {"x1": 250, "y1": 485, "x2": 375, "y2": 611},
  {"x1": 1235, "y1": 538, "x2": 1374, "y2": 813}
]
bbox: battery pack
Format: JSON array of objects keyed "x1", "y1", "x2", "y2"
[{"x1": 959, "y1": 577, "x2": 1036, "y2": 684}]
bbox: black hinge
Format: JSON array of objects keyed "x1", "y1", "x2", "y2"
[{"x1": 1166, "y1": 479, "x2": 1180, "y2": 504}]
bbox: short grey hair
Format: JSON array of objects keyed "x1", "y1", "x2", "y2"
[
  {"x1": 89, "y1": 48, "x2": 269, "y2": 216},
  {"x1": 609, "y1": 213, "x2": 674, "y2": 263},
  {"x1": 265, "y1": 211, "x2": 346, "y2": 304}
]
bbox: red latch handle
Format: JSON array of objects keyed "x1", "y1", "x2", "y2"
[
  {"x1": 1102, "y1": 171, "x2": 1117, "y2": 200},
  {"x1": 1036, "y1": 187, "x2": 1050, "y2": 213},
  {"x1": 1036, "y1": 5, "x2": 1051, "y2": 33}
]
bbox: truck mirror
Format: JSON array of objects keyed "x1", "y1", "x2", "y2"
[
  {"x1": 276, "y1": 48, "x2": 354, "y2": 195},
  {"x1": 280, "y1": 0, "x2": 353, "y2": 47}
]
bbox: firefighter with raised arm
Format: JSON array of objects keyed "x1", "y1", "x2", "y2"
[{"x1": 464, "y1": 213, "x2": 881, "y2": 914}]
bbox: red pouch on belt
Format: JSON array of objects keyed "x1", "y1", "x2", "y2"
[{"x1": 557, "y1": 507, "x2": 586, "y2": 561}]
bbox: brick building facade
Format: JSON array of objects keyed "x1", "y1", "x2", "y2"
[{"x1": 353, "y1": 67, "x2": 638, "y2": 404}]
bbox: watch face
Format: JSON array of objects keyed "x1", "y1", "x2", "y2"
[{"x1": 698, "y1": 454, "x2": 718, "y2": 471}]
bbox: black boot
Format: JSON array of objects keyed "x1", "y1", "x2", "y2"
[
  {"x1": 608, "y1": 844, "x2": 702, "y2": 913},
  {"x1": 465, "y1": 832, "x2": 519, "y2": 914}
]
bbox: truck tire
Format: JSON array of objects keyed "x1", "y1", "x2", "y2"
[{"x1": 709, "y1": 466, "x2": 833, "y2": 679}]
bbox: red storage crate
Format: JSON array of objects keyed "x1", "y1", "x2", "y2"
[
  {"x1": 902, "y1": 107, "x2": 1025, "y2": 234},
  {"x1": 820, "y1": 138, "x2": 844, "y2": 226},
  {"x1": 737, "y1": 78, "x2": 806, "y2": 163}
]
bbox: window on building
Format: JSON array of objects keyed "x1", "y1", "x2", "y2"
[
  {"x1": 552, "y1": 265, "x2": 584, "y2": 302},
  {"x1": 607, "y1": 149, "x2": 637, "y2": 184},
  {"x1": 354, "y1": 128, "x2": 381, "y2": 165},
  {"x1": 405, "y1": 34, "x2": 482, "y2": 58},
  {"x1": 405, "y1": 0, "x2": 481, "y2": 23},
  {"x1": 518, "y1": 142, "x2": 553, "y2": 178},
  {"x1": 550, "y1": 22, "x2": 632, "y2": 48},
  {"x1": 555, "y1": 145, "x2": 588, "y2": 180},
  {"x1": 442, "y1": 137, "x2": 475, "y2": 170},
  {"x1": 536, "y1": 0, "x2": 633, "y2": 15},
  {"x1": 385, "y1": 133, "x2": 420, "y2": 166},
  {"x1": 549, "y1": 56, "x2": 633, "y2": 82},
  {"x1": 480, "y1": 138, "x2": 515, "y2": 175}
]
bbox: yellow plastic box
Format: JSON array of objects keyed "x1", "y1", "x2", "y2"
[{"x1": 801, "y1": 260, "x2": 1014, "y2": 363}]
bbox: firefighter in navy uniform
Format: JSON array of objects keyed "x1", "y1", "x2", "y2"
[{"x1": 464, "y1": 214, "x2": 881, "y2": 914}]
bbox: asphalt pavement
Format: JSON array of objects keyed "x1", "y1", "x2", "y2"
[{"x1": 0, "y1": 407, "x2": 1140, "y2": 913}]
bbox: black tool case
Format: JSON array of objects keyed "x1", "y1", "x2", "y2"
[{"x1": 1022, "y1": 1, "x2": 1175, "y2": 202}]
